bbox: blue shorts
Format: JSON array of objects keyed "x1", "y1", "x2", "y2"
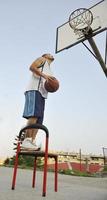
[{"x1": 23, "y1": 90, "x2": 45, "y2": 124}]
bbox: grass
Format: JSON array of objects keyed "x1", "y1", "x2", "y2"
[{"x1": 58, "y1": 169, "x2": 96, "y2": 177}]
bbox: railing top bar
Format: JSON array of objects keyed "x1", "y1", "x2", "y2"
[{"x1": 19, "y1": 124, "x2": 49, "y2": 139}]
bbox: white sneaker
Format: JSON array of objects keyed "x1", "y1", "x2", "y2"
[
  {"x1": 31, "y1": 141, "x2": 42, "y2": 149},
  {"x1": 21, "y1": 138, "x2": 40, "y2": 151}
]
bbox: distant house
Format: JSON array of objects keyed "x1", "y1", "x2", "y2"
[{"x1": 47, "y1": 151, "x2": 104, "y2": 173}]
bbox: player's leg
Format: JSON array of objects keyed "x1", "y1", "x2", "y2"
[
  {"x1": 25, "y1": 117, "x2": 38, "y2": 142},
  {"x1": 22, "y1": 90, "x2": 45, "y2": 149},
  {"x1": 21, "y1": 117, "x2": 39, "y2": 149}
]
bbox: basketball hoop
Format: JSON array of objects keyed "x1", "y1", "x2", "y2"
[{"x1": 69, "y1": 8, "x2": 93, "y2": 36}]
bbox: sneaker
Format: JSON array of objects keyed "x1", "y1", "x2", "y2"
[
  {"x1": 21, "y1": 138, "x2": 40, "y2": 151},
  {"x1": 31, "y1": 141, "x2": 41, "y2": 150}
]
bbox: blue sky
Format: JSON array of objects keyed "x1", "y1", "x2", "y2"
[{"x1": 0, "y1": 0, "x2": 107, "y2": 158}]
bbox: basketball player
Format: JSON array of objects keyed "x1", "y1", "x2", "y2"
[{"x1": 22, "y1": 53, "x2": 54, "y2": 150}]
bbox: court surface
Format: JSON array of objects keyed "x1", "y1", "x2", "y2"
[{"x1": 0, "y1": 167, "x2": 107, "y2": 200}]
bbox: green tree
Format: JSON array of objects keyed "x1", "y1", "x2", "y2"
[
  {"x1": 4, "y1": 157, "x2": 10, "y2": 165},
  {"x1": 9, "y1": 155, "x2": 43, "y2": 168}
]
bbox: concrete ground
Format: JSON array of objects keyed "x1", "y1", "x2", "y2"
[{"x1": 0, "y1": 167, "x2": 107, "y2": 200}]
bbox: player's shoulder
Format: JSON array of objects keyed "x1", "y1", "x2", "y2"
[{"x1": 33, "y1": 56, "x2": 45, "y2": 65}]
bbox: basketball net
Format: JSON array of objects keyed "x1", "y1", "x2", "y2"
[{"x1": 69, "y1": 8, "x2": 93, "y2": 37}]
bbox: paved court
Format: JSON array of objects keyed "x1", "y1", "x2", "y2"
[{"x1": 0, "y1": 167, "x2": 107, "y2": 200}]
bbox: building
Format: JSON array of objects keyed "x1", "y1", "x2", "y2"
[{"x1": 47, "y1": 151, "x2": 104, "y2": 173}]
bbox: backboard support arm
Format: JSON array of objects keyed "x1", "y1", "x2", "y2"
[
  {"x1": 105, "y1": 30, "x2": 107, "y2": 65},
  {"x1": 87, "y1": 36, "x2": 107, "y2": 77},
  {"x1": 82, "y1": 41, "x2": 98, "y2": 60}
]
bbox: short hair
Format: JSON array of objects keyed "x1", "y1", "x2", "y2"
[
  {"x1": 42, "y1": 53, "x2": 54, "y2": 61},
  {"x1": 42, "y1": 54, "x2": 49, "y2": 57}
]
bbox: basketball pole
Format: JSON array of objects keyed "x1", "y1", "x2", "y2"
[{"x1": 87, "y1": 37, "x2": 107, "y2": 77}]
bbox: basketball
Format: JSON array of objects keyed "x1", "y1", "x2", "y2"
[{"x1": 44, "y1": 77, "x2": 59, "y2": 93}]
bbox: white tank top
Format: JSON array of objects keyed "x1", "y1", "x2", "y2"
[{"x1": 26, "y1": 61, "x2": 53, "y2": 98}]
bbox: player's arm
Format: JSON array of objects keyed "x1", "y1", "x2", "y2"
[
  {"x1": 30, "y1": 57, "x2": 47, "y2": 79},
  {"x1": 30, "y1": 57, "x2": 52, "y2": 80}
]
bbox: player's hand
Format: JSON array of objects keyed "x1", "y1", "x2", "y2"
[{"x1": 43, "y1": 74, "x2": 53, "y2": 81}]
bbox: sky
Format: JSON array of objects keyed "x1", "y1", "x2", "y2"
[{"x1": 0, "y1": 0, "x2": 107, "y2": 159}]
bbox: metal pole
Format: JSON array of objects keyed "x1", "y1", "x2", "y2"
[
  {"x1": 87, "y1": 37, "x2": 107, "y2": 77},
  {"x1": 32, "y1": 157, "x2": 37, "y2": 188},
  {"x1": 105, "y1": 30, "x2": 107, "y2": 65},
  {"x1": 11, "y1": 142, "x2": 21, "y2": 190},
  {"x1": 79, "y1": 148, "x2": 82, "y2": 172},
  {"x1": 102, "y1": 147, "x2": 106, "y2": 166},
  {"x1": 54, "y1": 156, "x2": 58, "y2": 192}
]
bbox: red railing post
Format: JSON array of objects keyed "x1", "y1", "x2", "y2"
[
  {"x1": 54, "y1": 156, "x2": 58, "y2": 192},
  {"x1": 32, "y1": 157, "x2": 37, "y2": 188},
  {"x1": 11, "y1": 142, "x2": 21, "y2": 189},
  {"x1": 42, "y1": 136, "x2": 49, "y2": 197}
]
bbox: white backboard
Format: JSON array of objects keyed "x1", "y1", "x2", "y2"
[{"x1": 56, "y1": 0, "x2": 107, "y2": 53}]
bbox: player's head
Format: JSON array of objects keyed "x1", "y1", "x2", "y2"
[{"x1": 42, "y1": 53, "x2": 54, "y2": 62}]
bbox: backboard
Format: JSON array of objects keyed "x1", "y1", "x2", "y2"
[{"x1": 56, "y1": 0, "x2": 107, "y2": 53}]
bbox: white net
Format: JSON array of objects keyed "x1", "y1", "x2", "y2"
[{"x1": 69, "y1": 8, "x2": 93, "y2": 36}]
